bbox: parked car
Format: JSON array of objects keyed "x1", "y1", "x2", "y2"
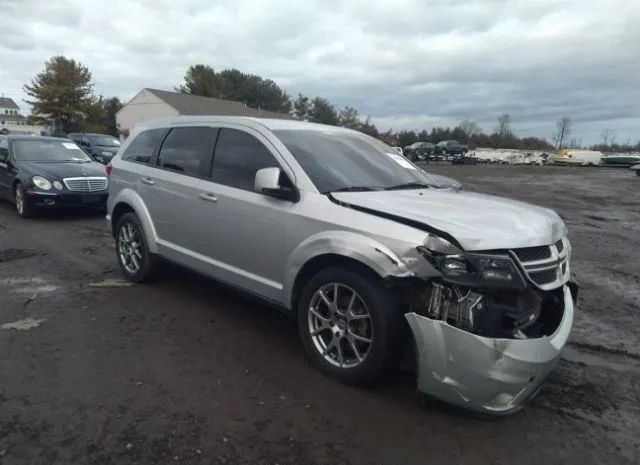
[
  {"x1": 107, "y1": 116, "x2": 576, "y2": 415},
  {"x1": 67, "y1": 132, "x2": 121, "y2": 164},
  {"x1": 0, "y1": 136, "x2": 108, "y2": 218},
  {"x1": 630, "y1": 164, "x2": 640, "y2": 176},
  {"x1": 552, "y1": 150, "x2": 604, "y2": 166},
  {"x1": 403, "y1": 142, "x2": 435, "y2": 161},
  {"x1": 435, "y1": 140, "x2": 468, "y2": 156}
]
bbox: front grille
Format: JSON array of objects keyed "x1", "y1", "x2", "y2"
[
  {"x1": 513, "y1": 246, "x2": 551, "y2": 262},
  {"x1": 529, "y1": 268, "x2": 558, "y2": 285},
  {"x1": 63, "y1": 177, "x2": 108, "y2": 192},
  {"x1": 510, "y1": 238, "x2": 569, "y2": 290}
]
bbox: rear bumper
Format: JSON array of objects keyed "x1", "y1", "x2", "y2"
[
  {"x1": 405, "y1": 285, "x2": 574, "y2": 415},
  {"x1": 25, "y1": 190, "x2": 108, "y2": 208}
]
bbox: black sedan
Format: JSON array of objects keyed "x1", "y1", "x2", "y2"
[{"x1": 0, "y1": 136, "x2": 109, "y2": 218}]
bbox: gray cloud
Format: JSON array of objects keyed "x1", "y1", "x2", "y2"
[{"x1": 0, "y1": 0, "x2": 637, "y2": 144}]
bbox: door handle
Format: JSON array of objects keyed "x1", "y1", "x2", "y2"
[
  {"x1": 199, "y1": 192, "x2": 218, "y2": 203},
  {"x1": 140, "y1": 177, "x2": 155, "y2": 185}
]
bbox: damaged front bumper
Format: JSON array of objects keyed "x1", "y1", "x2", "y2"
[{"x1": 405, "y1": 285, "x2": 574, "y2": 414}]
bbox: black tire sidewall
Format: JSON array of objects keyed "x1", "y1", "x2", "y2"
[
  {"x1": 15, "y1": 183, "x2": 35, "y2": 218},
  {"x1": 297, "y1": 266, "x2": 402, "y2": 384},
  {"x1": 115, "y1": 212, "x2": 156, "y2": 282}
]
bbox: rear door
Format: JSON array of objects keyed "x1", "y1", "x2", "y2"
[{"x1": 140, "y1": 126, "x2": 218, "y2": 263}]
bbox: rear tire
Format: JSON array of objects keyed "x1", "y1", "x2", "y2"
[
  {"x1": 14, "y1": 183, "x2": 36, "y2": 218},
  {"x1": 297, "y1": 266, "x2": 403, "y2": 385},
  {"x1": 115, "y1": 212, "x2": 158, "y2": 282}
]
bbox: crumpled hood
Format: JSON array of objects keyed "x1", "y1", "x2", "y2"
[
  {"x1": 332, "y1": 189, "x2": 566, "y2": 250},
  {"x1": 20, "y1": 161, "x2": 107, "y2": 180}
]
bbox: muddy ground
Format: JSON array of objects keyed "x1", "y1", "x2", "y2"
[{"x1": 0, "y1": 165, "x2": 638, "y2": 464}]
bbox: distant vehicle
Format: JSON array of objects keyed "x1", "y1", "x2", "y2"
[
  {"x1": 630, "y1": 164, "x2": 640, "y2": 176},
  {"x1": 67, "y1": 132, "x2": 121, "y2": 164},
  {"x1": 403, "y1": 142, "x2": 435, "y2": 161},
  {"x1": 600, "y1": 153, "x2": 640, "y2": 167},
  {"x1": 435, "y1": 140, "x2": 468, "y2": 156},
  {"x1": 0, "y1": 136, "x2": 108, "y2": 218},
  {"x1": 552, "y1": 150, "x2": 603, "y2": 166}
]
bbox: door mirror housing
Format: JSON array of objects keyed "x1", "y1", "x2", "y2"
[{"x1": 254, "y1": 167, "x2": 298, "y2": 201}]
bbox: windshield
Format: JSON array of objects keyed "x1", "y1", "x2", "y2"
[
  {"x1": 13, "y1": 140, "x2": 93, "y2": 162},
  {"x1": 274, "y1": 129, "x2": 438, "y2": 193},
  {"x1": 89, "y1": 135, "x2": 120, "y2": 146}
]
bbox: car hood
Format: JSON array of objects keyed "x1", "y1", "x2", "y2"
[
  {"x1": 332, "y1": 189, "x2": 566, "y2": 250},
  {"x1": 19, "y1": 161, "x2": 107, "y2": 180}
]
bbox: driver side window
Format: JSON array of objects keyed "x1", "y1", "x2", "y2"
[{"x1": 210, "y1": 129, "x2": 282, "y2": 191}]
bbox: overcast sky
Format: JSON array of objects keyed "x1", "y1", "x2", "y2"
[{"x1": 1, "y1": 0, "x2": 638, "y2": 144}]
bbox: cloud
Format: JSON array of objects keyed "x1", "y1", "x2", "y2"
[{"x1": 0, "y1": 0, "x2": 638, "y2": 144}]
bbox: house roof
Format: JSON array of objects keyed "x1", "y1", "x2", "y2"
[
  {"x1": 0, "y1": 97, "x2": 20, "y2": 110},
  {"x1": 0, "y1": 114, "x2": 25, "y2": 122},
  {"x1": 144, "y1": 88, "x2": 291, "y2": 120}
]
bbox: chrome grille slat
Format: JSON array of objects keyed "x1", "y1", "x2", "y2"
[
  {"x1": 63, "y1": 177, "x2": 108, "y2": 192},
  {"x1": 510, "y1": 237, "x2": 570, "y2": 290}
]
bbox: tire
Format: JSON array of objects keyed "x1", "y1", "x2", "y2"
[
  {"x1": 14, "y1": 183, "x2": 36, "y2": 218},
  {"x1": 115, "y1": 212, "x2": 158, "y2": 282},
  {"x1": 297, "y1": 266, "x2": 403, "y2": 384}
]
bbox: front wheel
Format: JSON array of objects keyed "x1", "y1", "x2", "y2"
[
  {"x1": 115, "y1": 212, "x2": 158, "y2": 282},
  {"x1": 297, "y1": 266, "x2": 402, "y2": 384},
  {"x1": 15, "y1": 183, "x2": 36, "y2": 218}
]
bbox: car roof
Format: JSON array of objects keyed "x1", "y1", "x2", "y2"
[
  {"x1": 6, "y1": 135, "x2": 72, "y2": 142},
  {"x1": 133, "y1": 115, "x2": 357, "y2": 135}
]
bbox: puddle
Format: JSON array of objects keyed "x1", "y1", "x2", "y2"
[
  {"x1": 0, "y1": 249, "x2": 44, "y2": 263},
  {"x1": 1, "y1": 317, "x2": 46, "y2": 331},
  {"x1": 87, "y1": 278, "x2": 134, "y2": 288}
]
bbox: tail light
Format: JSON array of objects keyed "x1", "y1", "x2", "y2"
[{"x1": 106, "y1": 162, "x2": 112, "y2": 176}]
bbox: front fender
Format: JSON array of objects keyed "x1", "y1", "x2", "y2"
[
  {"x1": 108, "y1": 187, "x2": 158, "y2": 253},
  {"x1": 283, "y1": 231, "x2": 417, "y2": 309}
]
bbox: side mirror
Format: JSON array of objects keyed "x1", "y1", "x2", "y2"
[{"x1": 255, "y1": 167, "x2": 298, "y2": 201}]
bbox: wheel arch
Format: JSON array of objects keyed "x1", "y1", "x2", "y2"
[
  {"x1": 109, "y1": 188, "x2": 158, "y2": 253},
  {"x1": 284, "y1": 231, "x2": 413, "y2": 311}
]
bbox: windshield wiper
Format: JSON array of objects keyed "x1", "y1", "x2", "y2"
[
  {"x1": 384, "y1": 182, "x2": 432, "y2": 190},
  {"x1": 324, "y1": 186, "x2": 382, "y2": 194}
]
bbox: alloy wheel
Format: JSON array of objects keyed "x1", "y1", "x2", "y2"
[
  {"x1": 118, "y1": 222, "x2": 143, "y2": 274},
  {"x1": 307, "y1": 283, "x2": 373, "y2": 368},
  {"x1": 15, "y1": 186, "x2": 23, "y2": 215}
]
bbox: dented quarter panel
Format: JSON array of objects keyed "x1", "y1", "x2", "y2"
[{"x1": 406, "y1": 285, "x2": 574, "y2": 414}]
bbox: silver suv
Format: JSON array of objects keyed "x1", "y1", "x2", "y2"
[{"x1": 107, "y1": 116, "x2": 577, "y2": 414}]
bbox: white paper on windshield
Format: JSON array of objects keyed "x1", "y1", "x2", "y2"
[
  {"x1": 62, "y1": 142, "x2": 81, "y2": 150},
  {"x1": 386, "y1": 152, "x2": 416, "y2": 170}
]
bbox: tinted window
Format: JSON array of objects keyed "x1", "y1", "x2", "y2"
[
  {"x1": 122, "y1": 128, "x2": 166, "y2": 164},
  {"x1": 274, "y1": 129, "x2": 437, "y2": 193},
  {"x1": 157, "y1": 127, "x2": 213, "y2": 177},
  {"x1": 211, "y1": 129, "x2": 280, "y2": 190}
]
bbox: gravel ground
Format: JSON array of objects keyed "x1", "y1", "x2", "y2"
[{"x1": 0, "y1": 164, "x2": 639, "y2": 464}]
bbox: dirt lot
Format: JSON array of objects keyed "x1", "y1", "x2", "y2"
[{"x1": 1, "y1": 165, "x2": 639, "y2": 465}]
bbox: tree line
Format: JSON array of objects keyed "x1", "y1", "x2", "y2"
[{"x1": 22, "y1": 56, "x2": 639, "y2": 152}]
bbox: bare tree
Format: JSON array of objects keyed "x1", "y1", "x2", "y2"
[
  {"x1": 601, "y1": 128, "x2": 615, "y2": 146},
  {"x1": 552, "y1": 117, "x2": 572, "y2": 150},
  {"x1": 458, "y1": 119, "x2": 480, "y2": 142},
  {"x1": 495, "y1": 113, "x2": 512, "y2": 138}
]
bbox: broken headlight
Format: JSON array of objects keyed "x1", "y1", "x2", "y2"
[{"x1": 417, "y1": 244, "x2": 527, "y2": 290}]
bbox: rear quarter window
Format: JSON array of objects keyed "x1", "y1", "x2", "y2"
[{"x1": 121, "y1": 128, "x2": 166, "y2": 164}]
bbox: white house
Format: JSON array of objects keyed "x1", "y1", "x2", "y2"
[
  {"x1": 116, "y1": 88, "x2": 291, "y2": 135},
  {"x1": 0, "y1": 96, "x2": 48, "y2": 135}
]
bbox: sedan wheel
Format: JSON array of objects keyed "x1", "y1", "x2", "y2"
[
  {"x1": 308, "y1": 283, "x2": 373, "y2": 368},
  {"x1": 14, "y1": 183, "x2": 35, "y2": 218}
]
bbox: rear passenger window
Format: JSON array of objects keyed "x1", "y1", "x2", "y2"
[
  {"x1": 211, "y1": 129, "x2": 279, "y2": 191},
  {"x1": 121, "y1": 128, "x2": 166, "y2": 164},
  {"x1": 157, "y1": 127, "x2": 214, "y2": 177}
]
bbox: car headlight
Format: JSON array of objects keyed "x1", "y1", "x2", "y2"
[
  {"x1": 32, "y1": 176, "x2": 52, "y2": 190},
  {"x1": 417, "y1": 241, "x2": 527, "y2": 290}
]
